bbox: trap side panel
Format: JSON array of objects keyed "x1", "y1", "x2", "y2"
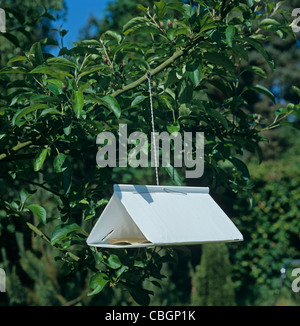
[{"x1": 87, "y1": 193, "x2": 146, "y2": 246}]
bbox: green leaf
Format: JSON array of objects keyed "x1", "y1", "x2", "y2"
[
  {"x1": 34, "y1": 148, "x2": 48, "y2": 172},
  {"x1": 154, "y1": 0, "x2": 167, "y2": 20},
  {"x1": 246, "y1": 0, "x2": 254, "y2": 7},
  {"x1": 241, "y1": 66, "x2": 267, "y2": 78},
  {"x1": 275, "y1": 107, "x2": 289, "y2": 116},
  {"x1": 100, "y1": 30, "x2": 122, "y2": 43},
  {"x1": 63, "y1": 117, "x2": 72, "y2": 136},
  {"x1": 29, "y1": 42, "x2": 44, "y2": 65},
  {"x1": 137, "y1": 4, "x2": 148, "y2": 12},
  {"x1": 106, "y1": 254, "x2": 122, "y2": 269},
  {"x1": 26, "y1": 222, "x2": 50, "y2": 243},
  {"x1": 0, "y1": 66, "x2": 28, "y2": 74},
  {"x1": 166, "y1": 1, "x2": 184, "y2": 13},
  {"x1": 151, "y1": 280, "x2": 162, "y2": 289},
  {"x1": 239, "y1": 37, "x2": 274, "y2": 71},
  {"x1": 167, "y1": 27, "x2": 189, "y2": 40},
  {"x1": 27, "y1": 204, "x2": 47, "y2": 225},
  {"x1": 77, "y1": 39, "x2": 101, "y2": 47},
  {"x1": 101, "y1": 95, "x2": 121, "y2": 118},
  {"x1": 53, "y1": 153, "x2": 72, "y2": 194},
  {"x1": 72, "y1": 89, "x2": 84, "y2": 118},
  {"x1": 178, "y1": 78, "x2": 193, "y2": 104},
  {"x1": 50, "y1": 222, "x2": 81, "y2": 246},
  {"x1": 228, "y1": 157, "x2": 250, "y2": 179},
  {"x1": 30, "y1": 65, "x2": 73, "y2": 79},
  {"x1": 53, "y1": 153, "x2": 72, "y2": 195},
  {"x1": 96, "y1": 198, "x2": 109, "y2": 207},
  {"x1": 115, "y1": 265, "x2": 129, "y2": 278},
  {"x1": 128, "y1": 287, "x2": 153, "y2": 306},
  {"x1": 200, "y1": 22, "x2": 218, "y2": 33},
  {"x1": 165, "y1": 70, "x2": 179, "y2": 89},
  {"x1": 62, "y1": 160, "x2": 72, "y2": 195},
  {"x1": 40, "y1": 108, "x2": 62, "y2": 116},
  {"x1": 259, "y1": 18, "x2": 280, "y2": 27},
  {"x1": 246, "y1": 85, "x2": 275, "y2": 103},
  {"x1": 132, "y1": 25, "x2": 160, "y2": 35},
  {"x1": 186, "y1": 59, "x2": 201, "y2": 87},
  {"x1": 225, "y1": 25, "x2": 235, "y2": 47},
  {"x1": 292, "y1": 86, "x2": 300, "y2": 98},
  {"x1": 123, "y1": 17, "x2": 150, "y2": 34},
  {"x1": 78, "y1": 65, "x2": 106, "y2": 79},
  {"x1": 130, "y1": 56, "x2": 150, "y2": 71},
  {"x1": 203, "y1": 52, "x2": 235, "y2": 72},
  {"x1": 20, "y1": 189, "x2": 35, "y2": 205},
  {"x1": 131, "y1": 95, "x2": 146, "y2": 107},
  {"x1": 46, "y1": 78, "x2": 64, "y2": 89},
  {"x1": 134, "y1": 260, "x2": 147, "y2": 268},
  {"x1": 47, "y1": 57, "x2": 78, "y2": 69},
  {"x1": 206, "y1": 79, "x2": 232, "y2": 96},
  {"x1": 8, "y1": 56, "x2": 27, "y2": 64},
  {"x1": 232, "y1": 43, "x2": 249, "y2": 61},
  {"x1": 12, "y1": 103, "x2": 48, "y2": 125},
  {"x1": 179, "y1": 103, "x2": 191, "y2": 117},
  {"x1": 166, "y1": 124, "x2": 180, "y2": 134},
  {"x1": 209, "y1": 109, "x2": 229, "y2": 131},
  {"x1": 53, "y1": 153, "x2": 67, "y2": 173},
  {"x1": 88, "y1": 272, "x2": 110, "y2": 296},
  {"x1": 226, "y1": 8, "x2": 244, "y2": 24}
]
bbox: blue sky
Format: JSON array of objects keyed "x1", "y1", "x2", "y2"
[{"x1": 53, "y1": 0, "x2": 112, "y2": 49}]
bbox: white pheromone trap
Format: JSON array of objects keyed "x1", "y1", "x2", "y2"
[{"x1": 86, "y1": 184, "x2": 243, "y2": 248}]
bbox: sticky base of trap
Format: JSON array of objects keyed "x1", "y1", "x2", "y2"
[{"x1": 107, "y1": 238, "x2": 151, "y2": 245}]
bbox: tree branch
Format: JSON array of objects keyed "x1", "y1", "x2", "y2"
[
  {"x1": 0, "y1": 140, "x2": 33, "y2": 161},
  {"x1": 111, "y1": 48, "x2": 184, "y2": 98},
  {"x1": 0, "y1": 135, "x2": 42, "y2": 161}
]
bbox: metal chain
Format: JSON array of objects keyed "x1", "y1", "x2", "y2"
[{"x1": 146, "y1": 71, "x2": 159, "y2": 186}]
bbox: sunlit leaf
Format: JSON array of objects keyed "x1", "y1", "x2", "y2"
[
  {"x1": 12, "y1": 103, "x2": 48, "y2": 125},
  {"x1": 27, "y1": 204, "x2": 47, "y2": 225},
  {"x1": 33, "y1": 148, "x2": 48, "y2": 172},
  {"x1": 50, "y1": 222, "x2": 81, "y2": 246},
  {"x1": 88, "y1": 272, "x2": 110, "y2": 296},
  {"x1": 72, "y1": 89, "x2": 84, "y2": 118}
]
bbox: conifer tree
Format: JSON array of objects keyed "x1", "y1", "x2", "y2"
[{"x1": 191, "y1": 243, "x2": 236, "y2": 306}]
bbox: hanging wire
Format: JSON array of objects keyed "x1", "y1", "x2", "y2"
[{"x1": 146, "y1": 71, "x2": 159, "y2": 186}]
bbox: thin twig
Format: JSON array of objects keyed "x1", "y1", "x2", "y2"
[
  {"x1": 0, "y1": 174, "x2": 62, "y2": 197},
  {"x1": 100, "y1": 39, "x2": 113, "y2": 69}
]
